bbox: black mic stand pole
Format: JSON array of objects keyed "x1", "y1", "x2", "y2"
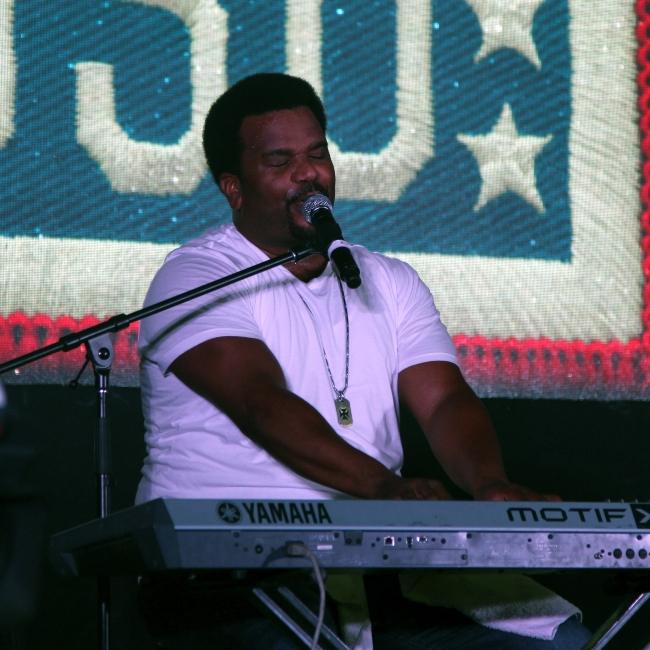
[
  {"x1": 0, "y1": 246, "x2": 316, "y2": 650},
  {"x1": 86, "y1": 334, "x2": 114, "y2": 650}
]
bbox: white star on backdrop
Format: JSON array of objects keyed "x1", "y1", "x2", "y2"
[
  {"x1": 465, "y1": 0, "x2": 546, "y2": 69},
  {"x1": 457, "y1": 103, "x2": 552, "y2": 213}
]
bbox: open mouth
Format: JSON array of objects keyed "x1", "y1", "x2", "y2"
[
  {"x1": 287, "y1": 195, "x2": 313, "y2": 223},
  {"x1": 288, "y1": 189, "x2": 329, "y2": 222}
]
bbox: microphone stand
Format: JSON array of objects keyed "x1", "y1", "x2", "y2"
[{"x1": 0, "y1": 246, "x2": 316, "y2": 650}]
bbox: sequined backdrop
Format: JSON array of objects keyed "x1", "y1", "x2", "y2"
[{"x1": 0, "y1": 0, "x2": 647, "y2": 398}]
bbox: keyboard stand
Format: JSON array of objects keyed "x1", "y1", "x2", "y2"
[
  {"x1": 583, "y1": 591, "x2": 650, "y2": 649},
  {"x1": 253, "y1": 586, "x2": 350, "y2": 650},
  {"x1": 254, "y1": 584, "x2": 650, "y2": 649}
]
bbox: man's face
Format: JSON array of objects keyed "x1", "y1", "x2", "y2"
[{"x1": 220, "y1": 106, "x2": 336, "y2": 253}]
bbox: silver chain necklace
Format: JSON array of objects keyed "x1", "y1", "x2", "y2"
[{"x1": 296, "y1": 275, "x2": 353, "y2": 426}]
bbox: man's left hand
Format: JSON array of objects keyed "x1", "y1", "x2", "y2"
[{"x1": 473, "y1": 480, "x2": 561, "y2": 502}]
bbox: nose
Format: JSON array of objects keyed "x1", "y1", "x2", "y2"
[{"x1": 291, "y1": 155, "x2": 318, "y2": 184}]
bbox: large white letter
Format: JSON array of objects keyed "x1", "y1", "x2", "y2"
[
  {"x1": 0, "y1": 0, "x2": 16, "y2": 148},
  {"x1": 75, "y1": 0, "x2": 227, "y2": 195},
  {"x1": 286, "y1": 0, "x2": 433, "y2": 202}
]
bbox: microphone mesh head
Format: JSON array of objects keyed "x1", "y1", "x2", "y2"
[{"x1": 301, "y1": 194, "x2": 333, "y2": 223}]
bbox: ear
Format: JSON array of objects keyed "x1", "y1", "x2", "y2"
[{"x1": 218, "y1": 173, "x2": 243, "y2": 211}]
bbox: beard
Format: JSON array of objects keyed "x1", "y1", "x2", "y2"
[{"x1": 287, "y1": 216, "x2": 316, "y2": 244}]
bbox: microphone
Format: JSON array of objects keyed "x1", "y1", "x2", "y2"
[{"x1": 301, "y1": 194, "x2": 361, "y2": 289}]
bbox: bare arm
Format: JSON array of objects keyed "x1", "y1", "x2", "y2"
[
  {"x1": 398, "y1": 361, "x2": 558, "y2": 501},
  {"x1": 170, "y1": 336, "x2": 445, "y2": 499}
]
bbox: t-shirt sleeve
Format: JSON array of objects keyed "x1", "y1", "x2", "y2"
[
  {"x1": 138, "y1": 250, "x2": 263, "y2": 374},
  {"x1": 392, "y1": 259, "x2": 458, "y2": 372}
]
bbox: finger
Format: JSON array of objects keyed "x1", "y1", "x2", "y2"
[
  {"x1": 540, "y1": 492, "x2": 562, "y2": 502},
  {"x1": 395, "y1": 478, "x2": 450, "y2": 500},
  {"x1": 480, "y1": 483, "x2": 541, "y2": 501},
  {"x1": 418, "y1": 479, "x2": 451, "y2": 500},
  {"x1": 509, "y1": 486, "x2": 562, "y2": 502}
]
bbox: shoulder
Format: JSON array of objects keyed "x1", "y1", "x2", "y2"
[
  {"x1": 350, "y1": 245, "x2": 424, "y2": 289},
  {"x1": 166, "y1": 224, "x2": 259, "y2": 267},
  {"x1": 349, "y1": 245, "x2": 442, "y2": 322},
  {"x1": 145, "y1": 224, "x2": 262, "y2": 305}
]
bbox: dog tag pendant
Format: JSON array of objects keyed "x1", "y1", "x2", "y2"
[{"x1": 335, "y1": 396, "x2": 353, "y2": 426}]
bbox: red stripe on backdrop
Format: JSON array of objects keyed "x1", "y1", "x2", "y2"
[
  {"x1": 454, "y1": 335, "x2": 646, "y2": 397},
  {"x1": 0, "y1": 313, "x2": 140, "y2": 380},
  {"x1": 0, "y1": 313, "x2": 648, "y2": 396}
]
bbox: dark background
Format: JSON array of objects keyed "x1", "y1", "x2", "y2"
[{"x1": 1, "y1": 384, "x2": 650, "y2": 649}]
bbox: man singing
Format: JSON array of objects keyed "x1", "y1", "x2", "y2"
[{"x1": 136, "y1": 73, "x2": 589, "y2": 649}]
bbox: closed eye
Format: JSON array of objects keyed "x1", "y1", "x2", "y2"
[
  {"x1": 264, "y1": 153, "x2": 290, "y2": 167},
  {"x1": 309, "y1": 145, "x2": 328, "y2": 159}
]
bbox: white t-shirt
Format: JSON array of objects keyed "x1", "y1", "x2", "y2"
[{"x1": 136, "y1": 224, "x2": 457, "y2": 502}]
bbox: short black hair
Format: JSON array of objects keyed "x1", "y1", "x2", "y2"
[{"x1": 202, "y1": 72, "x2": 327, "y2": 183}]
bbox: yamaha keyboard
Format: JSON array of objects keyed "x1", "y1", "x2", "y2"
[{"x1": 50, "y1": 498, "x2": 650, "y2": 576}]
